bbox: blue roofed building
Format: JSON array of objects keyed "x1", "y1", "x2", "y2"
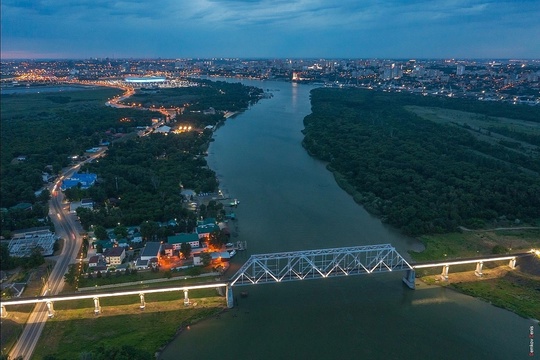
[
  {"x1": 140, "y1": 242, "x2": 162, "y2": 261},
  {"x1": 61, "y1": 172, "x2": 97, "y2": 190}
]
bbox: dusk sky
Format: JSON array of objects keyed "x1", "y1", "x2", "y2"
[{"x1": 1, "y1": 0, "x2": 539, "y2": 59}]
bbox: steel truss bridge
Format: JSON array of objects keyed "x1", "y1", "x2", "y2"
[
  {"x1": 1, "y1": 244, "x2": 535, "y2": 316},
  {"x1": 229, "y1": 244, "x2": 412, "y2": 286}
]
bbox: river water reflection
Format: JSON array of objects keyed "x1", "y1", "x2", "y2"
[{"x1": 160, "y1": 78, "x2": 535, "y2": 360}]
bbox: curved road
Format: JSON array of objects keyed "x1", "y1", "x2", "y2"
[{"x1": 9, "y1": 152, "x2": 104, "y2": 360}]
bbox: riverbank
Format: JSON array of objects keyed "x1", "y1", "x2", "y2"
[
  {"x1": 418, "y1": 264, "x2": 540, "y2": 322},
  {"x1": 328, "y1": 157, "x2": 540, "y2": 321},
  {"x1": 158, "y1": 77, "x2": 535, "y2": 360},
  {"x1": 32, "y1": 295, "x2": 226, "y2": 359},
  {"x1": 410, "y1": 229, "x2": 540, "y2": 322}
]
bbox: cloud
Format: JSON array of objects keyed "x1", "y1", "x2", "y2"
[{"x1": 1, "y1": 0, "x2": 539, "y2": 58}]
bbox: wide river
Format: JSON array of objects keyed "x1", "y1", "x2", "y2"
[{"x1": 160, "y1": 79, "x2": 535, "y2": 360}]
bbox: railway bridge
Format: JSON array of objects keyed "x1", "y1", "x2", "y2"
[{"x1": 1, "y1": 244, "x2": 535, "y2": 317}]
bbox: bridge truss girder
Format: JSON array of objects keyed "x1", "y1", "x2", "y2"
[{"x1": 230, "y1": 244, "x2": 412, "y2": 286}]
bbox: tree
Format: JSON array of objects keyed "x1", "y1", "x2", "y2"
[
  {"x1": 89, "y1": 344, "x2": 152, "y2": 360},
  {"x1": 208, "y1": 230, "x2": 228, "y2": 249},
  {"x1": 0, "y1": 243, "x2": 16, "y2": 270},
  {"x1": 157, "y1": 226, "x2": 173, "y2": 241},
  {"x1": 79, "y1": 352, "x2": 93, "y2": 360},
  {"x1": 114, "y1": 225, "x2": 128, "y2": 239},
  {"x1": 64, "y1": 265, "x2": 76, "y2": 285},
  {"x1": 94, "y1": 225, "x2": 108, "y2": 240},
  {"x1": 24, "y1": 246, "x2": 45, "y2": 269},
  {"x1": 42, "y1": 355, "x2": 60, "y2": 360},
  {"x1": 200, "y1": 252, "x2": 211, "y2": 267},
  {"x1": 140, "y1": 221, "x2": 159, "y2": 241},
  {"x1": 37, "y1": 189, "x2": 51, "y2": 202},
  {"x1": 180, "y1": 242, "x2": 192, "y2": 259},
  {"x1": 82, "y1": 236, "x2": 89, "y2": 248}
]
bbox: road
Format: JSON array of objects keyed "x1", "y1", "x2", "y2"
[{"x1": 8, "y1": 151, "x2": 104, "y2": 360}]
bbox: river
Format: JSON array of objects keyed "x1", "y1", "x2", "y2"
[{"x1": 159, "y1": 78, "x2": 535, "y2": 360}]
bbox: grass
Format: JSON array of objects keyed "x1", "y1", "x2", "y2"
[
  {"x1": 1, "y1": 266, "x2": 223, "y2": 357},
  {"x1": 410, "y1": 229, "x2": 540, "y2": 262},
  {"x1": 53, "y1": 287, "x2": 219, "y2": 311},
  {"x1": 450, "y1": 271, "x2": 540, "y2": 321},
  {"x1": 77, "y1": 265, "x2": 216, "y2": 288},
  {"x1": 410, "y1": 232, "x2": 486, "y2": 261},
  {"x1": 32, "y1": 296, "x2": 226, "y2": 360},
  {"x1": 0, "y1": 262, "x2": 57, "y2": 356},
  {"x1": 411, "y1": 228, "x2": 540, "y2": 321},
  {"x1": 0, "y1": 87, "x2": 122, "y2": 118},
  {"x1": 0, "y1": 315, "x2": 29, "y2": 357}
]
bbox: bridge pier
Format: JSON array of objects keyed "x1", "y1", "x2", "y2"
[
  {"x1": 93, "y1": 297, "x2": 101, "y2": 315},
  {"x1": 509, "y1": 258, "x2": 516, "y2": 269},
  {"x1": 475, "y1": 262, "x2": 483, "y2": 277},
  {"x1": 46, "y1": 301, "x2": 55, "y2": 318},
  {"x1": 402, "y1": 269, "x2": 416, "y2": 289},
  {"x1": 183, "y1": 289, "x2": 190, "y2": 306},
  {"x1": 226, "y1": 285, "x2": 234, "y2": 309},
  {"x1": 441, "y1": 265, "x2": 449, "y2": 281},
  {"x1": 1, "y1": 305, "x2": 6, "y2": 318},
  {"x1": 139, "y1": 293, "x2": 146, "y2": 309}
]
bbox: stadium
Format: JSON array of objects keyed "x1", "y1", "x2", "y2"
[{"x1": 124, "y1": 76, "x2": 166, "y2": 84}]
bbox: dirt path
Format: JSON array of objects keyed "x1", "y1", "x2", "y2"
[{"x1": 459, "y1": 226, "x2": 540, "y2": 232}]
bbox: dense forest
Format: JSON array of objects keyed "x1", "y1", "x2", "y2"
[
  {"x1": 302, "y1": 88, "x2": 540, "y2": 235},
  {"x1": 124, "y1": 79, "x2": 263, "y2": 111},
  {"x1": 1, "y1": 80, "x2": 262, "y2": 235},
  {"x1": 0, "y1": 88, "x2": 155, "y2": 208},
  {"x1": 72, "y1": 131, "x2": 215, "y2": 230}
]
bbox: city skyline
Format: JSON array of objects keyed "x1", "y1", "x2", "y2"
[{"x1": 1, "y1": 0, "x2": 540, "y2": 60}]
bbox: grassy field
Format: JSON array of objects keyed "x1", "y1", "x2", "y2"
[
  {"x1": 76, "y1": 267, "x2": 216, "y2": 289},
  {"x1": 418, "y1": 266, "x2": 540, "y2": 321},
  {"x1": 0, "y1": 87, "x2": 122, "y2": 118},
  {"x1": 411, "y1": 228, "x2": 540, "y2": 321},
  {"x1": 0, "y1": 266, "x2": 225, "y2": 358},
  {"x1": 32, "y1": 295, "x2": 226, "y2": 359},
  {"x1": 405, "y1": 105, "x2": 540, "y2": 159},
  {"x1": 405, "y1": 105, "x2": 540, "y2": 136},
  {"x1": 0, "y1": 262, "x2": 55, "y2": 357},
  {"x1": 410, "y1": 228, "x2": 540, "y2": 262},
  {"x1": 450, "y1": 271, "x2": 540, "y2": 320}
]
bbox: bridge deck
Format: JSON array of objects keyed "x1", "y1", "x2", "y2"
[{"x1": 412, "y1": 252, "x2": 532, "y2": 269}]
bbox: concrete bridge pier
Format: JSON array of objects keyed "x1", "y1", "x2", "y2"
[
  {"x1": 475, "y1": 262, "x2": 483, "y2": 277},
  {"x1": 226, "y1": 285, "x2": 234, "y2": 309},
  {"x1": 1, "y1": 305, "x2": 6, "y2": 318},
  {"x1": 93, "y1": 297, "x2": 101, "y2": 315},
  {"x1": 46, "y1": 301, "x2": 55, "y2": 318},
  {"x1": 509, "y1": 258, "x2": 516, "y2": 269},
  {"x1": 139, "y1": 293, "x2": 146, "y2": 309},
  {"x1": 183, "y1": 289, "x2": 190, "y2": 306},
  {"x1": 441, "y1": 265, "x2": 449, "y2": 281},
  {"x1": 402, "y1": 269, "x2": 416, "y2": 289}
]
